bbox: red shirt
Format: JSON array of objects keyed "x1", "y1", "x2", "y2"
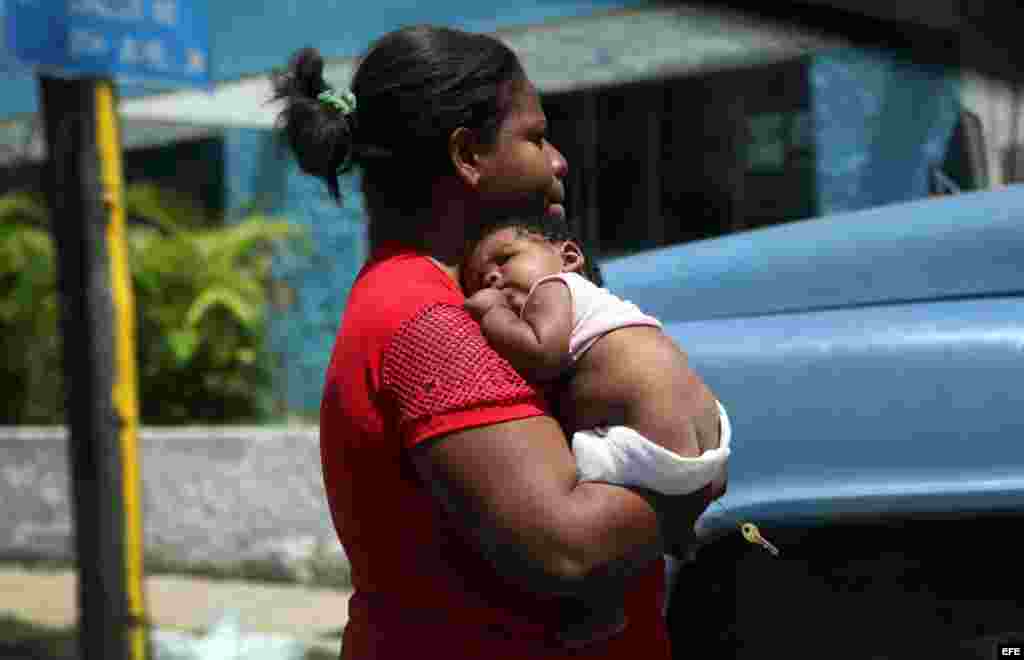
[{"x1": 320, "y1": 244, "x2": 670, "y2": 660}]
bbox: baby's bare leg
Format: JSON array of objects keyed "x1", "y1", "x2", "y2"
[{"x1": 625, "y1": 381, "x2": 721, "y2": 460}]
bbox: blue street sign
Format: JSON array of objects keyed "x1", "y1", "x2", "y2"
[{"x1": 5, "y1": 0, "x2": 210, "y2": 87}]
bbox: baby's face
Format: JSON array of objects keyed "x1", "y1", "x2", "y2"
[{"x1": 464, "y1": 227, "x2": 567, "y2": 306}]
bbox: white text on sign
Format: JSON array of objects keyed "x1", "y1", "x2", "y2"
[
  {"x1": 70, "y1": 0, "x2": 144, "y2": 21},
  {"x1": 120, "y1": 37, "x2": 168, "y2": 70},
  {"x1": 152, "y1": 0, "x2": 178, "y2": 27}
]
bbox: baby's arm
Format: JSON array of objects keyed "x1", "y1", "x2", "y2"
[{"x1": 463, "y1": 280, "x2": 574, "y2": 382}]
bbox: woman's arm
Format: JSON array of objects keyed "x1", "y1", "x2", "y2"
[
  {"x1": 409, "y1": 414, "x2": 711, "y2": 597},
  {"x1": 464, "y1": 280, "x2": 573, "y2": 382}
]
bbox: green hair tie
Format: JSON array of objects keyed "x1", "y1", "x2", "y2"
[{"x1": 317, "y1": 89, "x2": 357, "y2": 117}]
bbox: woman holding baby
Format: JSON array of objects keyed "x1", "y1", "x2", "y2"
[{"x1": 273, "y1": 25, "x2": 724, "y2": 660}]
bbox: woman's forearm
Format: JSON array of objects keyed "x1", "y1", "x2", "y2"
[
  {"x1": 556, "y1": 482, "x2": 665, "y2": 578},
  {"x1": 540, "y1": 480, "x2": 709, "y2": 596},
  {"x1": 410, "y1": 416, "x2": 698, "y2": 599},
  {"x1": 481, "y1": 482, "x2": 666, "y2": 597}
]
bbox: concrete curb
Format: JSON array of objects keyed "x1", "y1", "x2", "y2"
[{"x1": 1, "y1": 426, "x2": 349, "y2": 584}]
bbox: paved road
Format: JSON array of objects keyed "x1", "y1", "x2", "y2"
[{"x1": 0, "y1": 567, "x2": 352, "y2": 654}]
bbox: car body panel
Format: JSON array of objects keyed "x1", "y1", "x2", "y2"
[
  {"x1": 602, "y1": 186, "x2": 1024, "y2": 322},
  {"x1": 668, "y1": 299, "x2": 1024, "y2": 535},
  {"x1": 600, "y1": 187, "x2": 1024, "y2": 538}
]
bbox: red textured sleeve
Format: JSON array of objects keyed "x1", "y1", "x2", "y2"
[{"x1": 381, "y1": 303, "x2": 549, "y2": 447}]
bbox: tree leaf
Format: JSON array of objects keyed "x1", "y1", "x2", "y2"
[
  {"x1": 199, "y1": 216, "x2": 303, "y2": 265},
  {"x1": 186, "y1": 287, "x2": 260, "y2": 331},
  {"x1": 125, "y1": 183, "x2": 211, "y2": 232},
  {"x1": 167, "y1": 329, "x2": 200, "y2": 364}
]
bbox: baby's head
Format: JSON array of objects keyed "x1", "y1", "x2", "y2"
[{"x1": 463, "y1": 213, "x2": 603, "y2": 299}]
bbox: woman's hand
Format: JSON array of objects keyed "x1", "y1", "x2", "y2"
[{"x1": 463, "y1": 287, "x2": 509, "y2": 322}]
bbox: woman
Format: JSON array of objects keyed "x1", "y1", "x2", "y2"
[{"x1": 273, "y1": 25, "x2": 715, "y2": 659}]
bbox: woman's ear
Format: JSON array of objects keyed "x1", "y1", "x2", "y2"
[
  {"x1": 560, "y1": 241, "x2": 585, "y2": 274},
  {"x1": 449, "y1": 127, "x2": 483, "y2": 188}
]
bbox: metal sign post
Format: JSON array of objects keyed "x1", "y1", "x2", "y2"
[
  {"x1": 39, "y1": 72, "x2": 147, "y2": 660},
  {"x1": 6, "y1": 3, "x2": 210, "y2": 660}
]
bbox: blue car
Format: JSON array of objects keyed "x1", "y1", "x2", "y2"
[{"x1": 602, "y1": 187, "x2": 1024, "y2": 658}]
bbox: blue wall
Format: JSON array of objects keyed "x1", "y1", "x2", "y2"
[
  {"x1": 268, "y1": 171, "x2": 366, "y2": 415},
  {"x1": 225, "y1": 128, "x2": 366, "y2": 415}
]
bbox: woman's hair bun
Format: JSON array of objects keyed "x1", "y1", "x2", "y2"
[
  {"x1": 272, "y1": 46, "x2": 353, "y2": 202},
  {"x1": 272, "y1": 47, "x2": 327, "y2": 102},
  {"x1": 286, "y1": 47, "x2": 327, "y2": 99}
]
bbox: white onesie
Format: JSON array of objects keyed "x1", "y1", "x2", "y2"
[
  {"x1": 523, "y1": 272, "x2": 662, "y2": 363},
  {"x1": 521, "y1": 272, "x2": 732, "y2": 496}
]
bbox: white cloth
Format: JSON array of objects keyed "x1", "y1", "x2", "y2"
[
  {"x1": 572, "y1": 400, "x2": 732, "y2": 496},
  {"x1": 522, "y1": 272, "x2": 662, "y2": 363}
]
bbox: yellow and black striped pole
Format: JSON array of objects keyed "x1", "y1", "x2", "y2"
[
  {"x1": 95, "y1": 78, "x2": 150, "y2": 660},
  {"x1": 39, "y1": 75, "x2": 149, "y2": 660}
]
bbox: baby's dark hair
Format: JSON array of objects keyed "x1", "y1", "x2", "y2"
[{"x1": 475, "y1": 213, "x2": 604, "y2": 287}]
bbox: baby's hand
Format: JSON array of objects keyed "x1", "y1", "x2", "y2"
[{"x1": 463, "y1": 288, "x2": 508, "y2": 322}]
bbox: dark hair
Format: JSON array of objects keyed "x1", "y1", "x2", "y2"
[
  {"x1": 474, "y1": 213, "x2": 604, "y2": 287},
  {"x1": 272, "y1": 26, "x2": 526, "y2": 246}
]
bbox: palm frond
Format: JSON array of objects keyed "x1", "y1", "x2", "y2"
[
  {"x1": 194, "y1": 215, "x2": 303, "y2": 264},
  {"x1": 186, "y1": 286, "x2": 262, "y2": 331},
  {"x1": 124, "y1": 183, "x2": 212, "y2": 232}
]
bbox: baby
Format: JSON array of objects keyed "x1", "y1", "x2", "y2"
[{"x1": 462, "y1": 214, "x2": 731, "y2": 648}]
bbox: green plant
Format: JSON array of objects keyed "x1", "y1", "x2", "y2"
[
  {"x1": 130, "y1": 213, "x2": 302, "y2": 424},
  {"x1": 0, "y1": 193, "x2": 61, "y2": 423},
  {"x1": 0, "y1": 187, "x2": 303, "y2": 425}
]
